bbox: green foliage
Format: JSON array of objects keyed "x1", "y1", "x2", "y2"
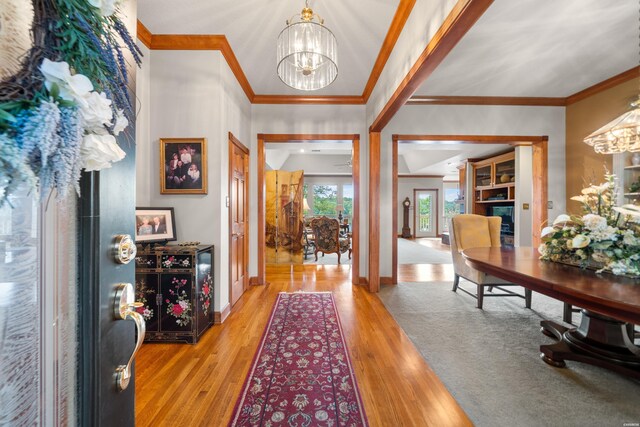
[
  {"x1": 343, "y1": 197, "x2": 353, "y2": 216},
  {"x1": 313, "y1": 185, "x2": 337, "y2": 215}
]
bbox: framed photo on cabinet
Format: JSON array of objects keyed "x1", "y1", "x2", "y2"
[
  {"x1": 135, "y1": 207, "x2": 177, "y2": 243},
  {"x1": 160, "y1": 138, "x2": 207, "y2": 194}
]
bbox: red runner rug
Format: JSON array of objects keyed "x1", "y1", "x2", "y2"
[{"x1": 230, "y1": 292, "x2": 368, "y2": 426}]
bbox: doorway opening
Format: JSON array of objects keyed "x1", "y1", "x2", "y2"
[
  {"x1": 257, "y1": 134, "x2": 360, "y2": 286},
  {"x1": 392, "y1": 135, "x2": 548, "y2": 284}
]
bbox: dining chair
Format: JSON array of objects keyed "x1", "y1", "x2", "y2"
[
  {"x1": 310, "y1": 216, "x2": 351, "y2": 264},
  {"x1": 449, "y1": 214, "x2": 532, "y2": 309}
]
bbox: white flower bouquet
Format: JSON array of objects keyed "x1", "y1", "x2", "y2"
[{"x1": 539, "y1": 173, "x2": 640, "y2": 277}]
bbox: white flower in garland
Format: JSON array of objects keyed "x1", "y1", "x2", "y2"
[
  {"x1": 40, "y1": 59, "x2": 93, "y2": 102},
  {"x1": 88, "y1": 0, "x2": 122, "y2": 17},
  {"x1": 570, "y1": 234, "x2": 591, "y2": 249},
  {"x1": 40, "y1": 59, "x2": 128, "y2": 172},
  {"x1": 81, "y1": 134, "x2": 125, "y2": 171},
  {"x1": 112, "y1": 109, "x2": 129, "y2": 136},
  {"x1": 582, "y1": 214, "x2": 607, "y2": 232},
  {"x1": 80, "y1": 91, "x2": 113, "y2": 133},
  {"x1": 552, "y1": 214, "x2": 571, "y2": 226}
]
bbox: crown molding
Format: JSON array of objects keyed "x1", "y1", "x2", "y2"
[
  {"x1": 252, "y1": 95, "x2": 365, "y2": 105},
  {"x1": 361, "y1": 0, "x2": 416, "y2": 102},
  {"x1": 565, "y1": 66, "x2": 640, "y2": 105},
  {"x1": 137, "y1": 20, "x2": 152, "y2": 49},
  {"x1": 370, "y1": 0, "x2": 495, "y2": 132},
  {"x1": 407, "y1": 66, "x2": 640, "y2": 107},
  {"x1": 135, "y1": 0, "x2": 415, "y2": 105},
  {"x1": 406, "y1": 95, "x2": 566, "y2": 106},
  {"x1": 147, "y1": 34, "x2": 255, "y2": 100}
]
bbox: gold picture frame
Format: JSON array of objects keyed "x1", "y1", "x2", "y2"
[{"x1": 160, "y1": 138, "x2": 207, "y2": 194}]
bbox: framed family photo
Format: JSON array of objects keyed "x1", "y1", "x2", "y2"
[
  {"x1": 135, "y1": 207, "x2": 177, "y2": 243},
  {"x1": 160, "y1": 137, "x2": 207, "y2": 194}
]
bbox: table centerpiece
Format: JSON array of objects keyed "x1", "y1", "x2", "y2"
[{"x1": 539, "y1": 173, "x2": 640, "y2": 277}]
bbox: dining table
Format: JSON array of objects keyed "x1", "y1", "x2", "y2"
[{"x1": 462, "y1": 246, "x2": 640, "y2": 379}]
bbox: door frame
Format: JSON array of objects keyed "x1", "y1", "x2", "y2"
[
  {"x1": 257, "y1": 134, "x2": 361, "y2": 286},
  {"x1": 413, "y1": 188, "x2": 439, "y2": 238},
  {"x1": 228, "y1": 132, "x2": 250, "y2": 307},
  {"x1": 391, "y1": 134, "x2": 548, "y2": 284}
]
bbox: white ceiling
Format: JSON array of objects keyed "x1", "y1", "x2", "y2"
[
  {"x1": 266, "y1": 141, "x2": 353, "y2": 155},
  {"x1": 265, "y1": 141, "x2": 352, "y2": 170},
  {"x1": 398, "y1": 142, "x2": 512, "y2": 179},
  {"x1": 265, "y1": 140, "x2": 511, "y2": 178},
  {"x1": 137, "y1": 0, "x2": 399, "y2": 95},
  {"x1": 414, "y1": 0, "x2": 638, "y2": 97}
]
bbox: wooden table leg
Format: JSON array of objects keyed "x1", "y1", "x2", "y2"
[{"x1": 539, "y1": 310, "x2": 640, "y2": 379}]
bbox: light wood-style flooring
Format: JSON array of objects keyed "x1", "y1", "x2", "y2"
[{"x1": 135, "y1": 264, "x2": 471, "y2": 426}]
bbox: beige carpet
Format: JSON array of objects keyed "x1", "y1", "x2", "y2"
[
  {"x1": 397, "y1": 238, "x2": 452, "y2": 264},
  {"x1": 379, "y1": 281, "x2": 640, "y2": 427}
]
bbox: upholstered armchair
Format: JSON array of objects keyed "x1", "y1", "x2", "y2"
[
  {"x1": 449, "y1": 214, "x2": 531, "y2": 309},
  {"x1": 310, "y1": 216, "x2": 351, "y2": 264}
]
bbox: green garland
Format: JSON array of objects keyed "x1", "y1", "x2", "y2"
[{"x1": 0, "y1": 0, "x2": 142, "y2": 206}]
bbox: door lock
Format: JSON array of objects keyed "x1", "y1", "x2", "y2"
[
  {"x1": 113, "y1": 283, "x2": 146, "y2": 392},
  {"x1": 113, "y1": 234, "x2": 137, "y2": 265}
]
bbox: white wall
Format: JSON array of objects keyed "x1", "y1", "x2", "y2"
[
  {"x1": 397, "y1": 178, "x2": 445, "y2": 235},
  {"x1": 515, "y1": 146, "x2": 533, "y2": 246},
  {"x1": 136, "y1": 49, "x2": 251, "y2": 313},
  {"x1": 250, "y1": 104, "x2": 368, "y2": 277},
  {"x1": 379, "y1": 104, "x2": 566, "y2": 276}
]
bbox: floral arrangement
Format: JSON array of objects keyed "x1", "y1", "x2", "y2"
[
  {"x1": 166, "y1": 277, "x2": 192, "y2": 326},
  {"x1": 0, "y1": 0, "x2": 142, "y2": 206},
  {"x1": 539, "y1": 173, "x2": 640, "y2": 277}
]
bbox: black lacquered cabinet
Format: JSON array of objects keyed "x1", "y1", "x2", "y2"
[{"x1": 134, "y1": 245, "x2": 214, "y2": 344}]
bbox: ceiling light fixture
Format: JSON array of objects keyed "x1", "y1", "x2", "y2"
[
  {"x1": 583, "y1": 98, "x2": 640, "y2": 154},
  {"x1": 277, "y1": 0, "x2": 338, "y2": 91}
]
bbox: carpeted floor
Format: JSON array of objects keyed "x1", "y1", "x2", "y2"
[
  {"x1": 397, "y1": 238, "x2": 452, "y2": 264},
  {"x1": 379, "y1": 281, "x2": 640, "y2": 427}
]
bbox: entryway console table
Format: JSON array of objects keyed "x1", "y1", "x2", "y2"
[
  {"x1": 134, "y1": 244, "x2": 214, "y2": 344},
  {"x1": 463, "y1": 247, "x2": 640, "y2": 378}
]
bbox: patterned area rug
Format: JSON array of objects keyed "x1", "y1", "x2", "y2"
[{"x1": 230, "y1": 292, "x2": 368, "y2": 426}]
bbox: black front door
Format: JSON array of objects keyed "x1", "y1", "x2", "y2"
[{"x1": 78, "y1": 2, "x2": 139, "y2": 424}]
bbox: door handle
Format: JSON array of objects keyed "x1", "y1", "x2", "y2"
[{"x1": 113, "y1": 283, "x2": 146, "y2": 392}]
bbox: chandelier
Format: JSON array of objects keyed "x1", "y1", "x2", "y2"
[
  {"x1": 584, "y1": 98, "x2": 640, "y2": 154},
  {"x1": 277, "y1": 1, "x2": 338, "y2": 91}
]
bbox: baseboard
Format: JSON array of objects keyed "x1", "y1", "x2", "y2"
[
  {"x1": 249, "y1": 276, "x2": 260, "y2": 286},
  {"x1": 214, "y1": 303, "x2": 231, "y2": 324},
  {"x1": 380, "y1": 276, "x2": 396, "y2": 285},
  {"x1": 358, "y1": 277, "x2": 369, "y2": 286}
]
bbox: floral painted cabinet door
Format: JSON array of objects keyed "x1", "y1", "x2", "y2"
[{"x1": 134, "y1": 245, "x2": 214, "y2": 343}]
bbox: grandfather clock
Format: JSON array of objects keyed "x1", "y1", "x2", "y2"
[{"x1": 402, "y1": 197, "x2": 412, "y2": 238}]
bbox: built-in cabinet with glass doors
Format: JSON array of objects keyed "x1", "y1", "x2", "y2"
[{"x1": 472, "y1": 151, "x2": 516, "y2": 245}]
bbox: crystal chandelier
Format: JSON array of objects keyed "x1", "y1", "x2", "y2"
[
  {"x1": 277, "y1": 1, "x2": 338, "y2": 91},
  {"x1": 583, "y1": 98, "x2": 640, "y2": 154}
]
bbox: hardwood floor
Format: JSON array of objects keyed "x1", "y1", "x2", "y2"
[{"x1": 135, "y1": 264, "x2": 471, "y2": 426}]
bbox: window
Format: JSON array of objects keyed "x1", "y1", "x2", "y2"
[
  {"x1": 312, "y1": 185, "x2": 338, "y2": 215},
  {"x1": 443, "y1": 183, "x2": 460, "y2": 232},
  {"x1": 342, "y1": 184, "x2": 353, "y2": 217}
]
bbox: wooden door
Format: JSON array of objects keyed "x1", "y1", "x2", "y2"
[{"x1": 229, "y1": 135, "x2": 249, "y2": 306}]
